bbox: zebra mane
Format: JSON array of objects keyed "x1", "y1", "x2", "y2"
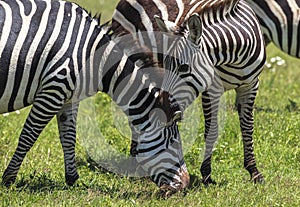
[
  {"x1": 191, "y1": 0, "x2": 240, "y2": 15},
  {"x1": 69, "y1": 2, "x2": 110, "y2": 31},
  {"x1": 90, "y1": 12, "x2": 111, "y2": 30},
  {"x1": 91, "y1": 13, "x2": 102, "y2": 25},
  {"x1": 109, "y1": 28, "x2": 164, "y2": 82},
  {"x1": 173, "y1": 0, "x2": 240, "y2": 25}
]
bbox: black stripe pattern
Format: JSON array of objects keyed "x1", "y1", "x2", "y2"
[
  {"x1": 246, "y1": 0, "x2": 300, "y2": 58},
  {"x1": 112, "y1": 0, "x2": 266, "y2": 185},
  {"x1": 0, "y1": 0, "x2": 190, "y2": 191}
]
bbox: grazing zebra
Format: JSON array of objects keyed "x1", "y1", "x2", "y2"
[
  {"x1": 112, "y1": 0, "x2": 266, "y2": 185},
  {"x1": 245, "y1": 0, "x2": 300, "y2": 58},
  {"x1": 0, "y1": 0, "x2": 218, "y2": 192}
]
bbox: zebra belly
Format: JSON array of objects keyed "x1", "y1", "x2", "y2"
[
  {"x1": 215, "y1": 63, "x2": 263, "y2": 91},
  {"x1": 0, "y1": 91, "x2": 34, "y2": 114},
  {"x1": 0, "y1": 66, "x2": 41, "y2": 115}
]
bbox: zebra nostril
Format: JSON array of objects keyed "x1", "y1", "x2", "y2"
[{"x1": 178, "y1": 64, "x2": 190, "y2": 73}]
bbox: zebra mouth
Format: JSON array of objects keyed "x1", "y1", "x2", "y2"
[
  {"x1": 158, "y1": 179, "x2": 189, "y2": 197},
  {"x1": 158, "y1": 184, "x2": 178, "y2": 197},
  {"x1": 158, "y1": 167, "x2": 190, "y2": 196}
]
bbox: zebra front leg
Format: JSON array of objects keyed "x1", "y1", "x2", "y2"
[
  {"x1": 2, "y1": 95, "x2": 64, "y2": 187},
  {"x1": 236, "y1": 80, "x2": 264, "y2": 184},
  {"x1": 57, "y1": 103, "x2": 79, "y2": 186},
  {"x1": 130, "y1": 124, "x2": 139, "y2": 157},
  {"x1": 200, "y1": 89, "x2": 223, "y2": 186}
]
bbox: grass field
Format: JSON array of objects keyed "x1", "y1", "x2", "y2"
[{"x1": 1, "y1": 0, "x2": 300, "y2": 206}]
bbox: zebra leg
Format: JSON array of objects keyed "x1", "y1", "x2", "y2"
[
  {"x1": 263, "y1": 34, "x2": 271, "y2": 46},
  {"x1": 130, "y1": 125, "x2": 139, "y2": 157},
  {"x1": 2, "y1": 94, "x2": 64, "y2": 187},
  {"x1": 200, "y1": 87, "x2": 223, "y2": 186},
  {"x1": 56, "y1": 102, "x2": 79, "y2": 186},
  {"x1": 235, "y1": 80, "x2": 264, "y2": 184}
]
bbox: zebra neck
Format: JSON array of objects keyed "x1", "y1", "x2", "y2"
[
  {"x1": 78, "y1": 25, "x2": 164, "y2": 129},
  {"x1": 75, "y1": 25, "x2": 111, "y2": 100}
]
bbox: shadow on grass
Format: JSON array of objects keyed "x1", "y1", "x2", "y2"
[
  {"x1": 84, "y1": 156, "x2": 212, "y2": 198},
  {"x1": 227, "y1": 101, "x2": 300, "y2": 114},
  {"x1": 1, "y1": 157, "x2": 231, "y2": 199},
  {"x1": 84, "y1": 155, "x2": 239, "y2": 198},
  {"x1": 14, "y1": 172, "x2": 66, "y2": 192}
]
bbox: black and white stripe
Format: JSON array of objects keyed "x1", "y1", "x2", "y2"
[
  {"x1": 112, "y1": 0, "x2": 266, "y2": 184},
  {"x1": 246, "y1": 0, "x2": 300, "y2": 58},
  {"x1": 0, "y1": 0, "x2": 192, "y2": 191}
]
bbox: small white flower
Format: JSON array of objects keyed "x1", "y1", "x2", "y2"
[
  {"x1": 270, "y1": 57, "x2": 276, "y2": 63},
  {"x1": 276, "y1": 60, "x2": 286, "y2": 66},
  {"x1": 265, "y1": 63, "x2": 272, "y2": 68}
]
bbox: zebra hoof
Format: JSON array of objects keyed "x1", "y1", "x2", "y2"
[
  {"x1": 202, "y1": 175, "x2": 216, "y2": 186},
  {"x1": 2, "y1": 170, "x2": 17, "y2": 187},
  {"x1": 65, "y1": 173, "x2": 79, "y2": 186},
  {"x1": 252, "y1": 172, "x2": 265, "y2": 184}
]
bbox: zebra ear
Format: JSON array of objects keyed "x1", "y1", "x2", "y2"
[
  {"x1": 187, "y1": 14, "x2": 202, "y2": 45},
  {"x1": 154, "y1": 15, "x2": 177, "y2": 33}
]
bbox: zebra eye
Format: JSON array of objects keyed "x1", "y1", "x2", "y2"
[{"x1": 178, "y1": 64, "x2": 190, "y2": 73}]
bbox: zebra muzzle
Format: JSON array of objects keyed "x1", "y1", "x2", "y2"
[{"x1": 158, "y1": 167, "x2": 190, "y2": 196}]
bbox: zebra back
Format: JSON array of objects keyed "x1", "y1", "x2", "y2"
[
  {"x1": 113, "y1": 0, "x2": 240, "y2": 33},
  {"x1": 112, "y1": 0, "x2": 265, "y2": 91},
  {"x1": 245, "y1": 0, "x2": 300, "y2": 58}
]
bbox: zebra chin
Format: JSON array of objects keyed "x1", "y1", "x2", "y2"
[
  {"x1": 154, "y1": 163, "x2": 190, "y2": 193},
  {"x1": 138, "y1": 156, "x2": 190, "y2": 192}
]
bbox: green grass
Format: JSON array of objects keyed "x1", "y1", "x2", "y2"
[
  {"x1": 70, "y1": 0, "x2": 118, "y2": 23},
  {"x1": 1, "y1": 0, "x2": 300, "y2": 206}
]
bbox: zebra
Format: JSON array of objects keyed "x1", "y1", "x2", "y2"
[
  {"x1": 112, "y1": 0, "x2": 266, "y2": 185},
  {"x1": 0, "y1": 0, "x2": 216, "y2": 192},
  {"x1": 245, "y1": 0, "x2": 300, "y2": 58}
]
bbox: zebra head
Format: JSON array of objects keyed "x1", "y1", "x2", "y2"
[
  {"x1": 128, "y1": 84, "x2": 189, "y2": 193},
  {"x1": 133, "y1": 89, "x2": 189, "y2": 193},
  {"x1": 102, "y1": 34, "x2": 189, "y2": 193},
  {"x1": 129, "y1": 81, "x2": 190, "y2": 193},
  {"x1": 154, "y1": 14, "x2": 215, "y2": 111}
]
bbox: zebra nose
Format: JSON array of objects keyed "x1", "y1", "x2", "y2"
[
  {"x1": 180, "y1": 167, "x2": 190, "y2": 189},
  {"x1": 158, "y1": 167, "x2": 190, "y2": 196}
]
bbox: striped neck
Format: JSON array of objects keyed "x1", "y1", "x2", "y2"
[{"x1": 80, "y1": 25, "x2": 182, "y2": 130}]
